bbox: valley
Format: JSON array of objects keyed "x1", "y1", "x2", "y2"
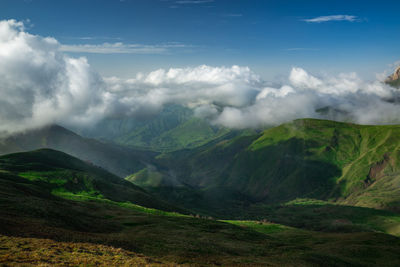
[
  {"x1": 0, "y1": 118, "x2": 400, "y2": 266},
  {"x1": 1, "y1": 3, "x2": 400, "y2": 265}
]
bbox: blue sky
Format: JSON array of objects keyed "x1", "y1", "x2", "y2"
[{"x1": 1, "y1": 0, "x2": 400, "y2": 79}]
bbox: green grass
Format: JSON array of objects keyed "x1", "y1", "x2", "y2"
[
  {"x1": 126, "y1": 167, "x2": 165, "y2": 187},
  {"x1": 52, "y1": 188, "x2": 105, "y2": 200},
  {"x1": 1, "y1": 121, "x2": 400, "y2": 265},
  {"x1": 0, "y1": 150, "x2": 400, "y2": 266},
  {"x1": 386, "y1": 78, "x2": 400, "y2": 88},
  {"x1": 52, "y1": 189, "x2": 186, "y2": 217},
  {"x1": 0, "y1": 124, "x2": 154, "y2": 178},
  {"x1": 19, "y1": 171, "x2": 68, "y2": 185},
  {"x1": 152, "y1": 118, "x2": 231, "y2": 151},
  {"x1": 147, "y1": 118, "x2": 400, "y2": 217},
  {"x1": 221, "y1": 220, "x2": 291, "y2": 234},
  {"x1": 95, "y1": 104, "x2": 234, "y2": 152},
  {"x1": 242, "y1": 200, "x2": 400, "y2": 236},
  {"x1": 0, "y1": 149, "x2": 182, "y2": 213}
]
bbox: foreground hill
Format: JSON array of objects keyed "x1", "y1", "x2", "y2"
[
  {"x1": 130, "y1": 119, "x2": 400, "y2": 216},
  {"x1": 0, "y1": 149, "x2": 399, "y2": 266},
  {"x1": 0, "y1": 125, "x2": 155, "y2": 177},
  {"x1": 0, "y1": 149, "x2": 177, "y2": 211}
]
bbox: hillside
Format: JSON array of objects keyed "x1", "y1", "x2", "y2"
[
  {"x1": 76, "y1": 105, "x2": 232, "y2": 152},
  {"x1": 0, "y1": 149, "x2": 177, "y2": 212},
  {"x1": 0, "y1": 149, "x2": 399, "y2": 266},
  {"x1": 0, "y1": 125, "x2": 155, "y2": 177},
  {"x1": 130, "y1": 119, "x2": 400, "y2": 216}
]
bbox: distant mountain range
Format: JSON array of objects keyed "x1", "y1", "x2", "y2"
[
  {"x1": 73, "y1": 105, "x2": 233, "y2": 152},
  {"x1": 0, "y1": 124, "x2": 155, "y2": 177}
]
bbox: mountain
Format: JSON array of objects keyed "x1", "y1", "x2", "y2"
[
  {"x1": 1, "y1": 149, "x2": 399, "y2": 266},
  {"x1": 130, "y1": 119, "x2": 400, "y2": 216},
  {"x1": 0, "y1": 125, "x2": 156, "y2": 177},
  {"x1": 385, "y1": 66, "x2": 400, "y2": 87},
  {"x1": 75, "y1": 105, "x2": 232, "y2": 152}
]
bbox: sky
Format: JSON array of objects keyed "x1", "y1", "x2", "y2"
[
  {"x1": 1, "y1": 0, "x2": 400, "y2": 135},
  {"x1": 1, "y1": 0, "x2": 400, "y2": 79}
]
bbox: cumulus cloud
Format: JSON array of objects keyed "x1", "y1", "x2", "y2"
[
  {"x1": 303, "y1": 15, "x2": 359, "y2": 23},
  {"x1": 1, "y1": 19, "x2": 400, "y2": 135},
  {"x1": 0, "y1": 19, "x2": 108, "y2": 135},
  {"x1": 101, "y1": 65, "x2": 400, "y2": 129}
]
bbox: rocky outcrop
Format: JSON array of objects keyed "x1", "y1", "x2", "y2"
[{"x1": 385, "y1": 66, "x2": 400, "y2": 83}]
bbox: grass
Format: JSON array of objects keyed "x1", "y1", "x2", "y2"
[
  {"x1": 2, "y1": 186, "x2": 400, "y2": 266},
  {"x1": 0, "y1": 234, "x2": 167, "y2": 266},
  {"x1": 1, "y1": 196, "x2": 400, "y2": 266},
  {"x1": 19, "y1": 171, "x2": 68, "y2": 185},
  {"x1": 108, "y1": 105, "x2": 232, "y2": 152},
  {"x1": 241, "y1": 200, "x2": 400, "y2": 237},
  {"x1": 52, "y1": 189, "x2": 186, "y2": 217},
  {"x1": 1, "y1": 129, "x2": 400, "y2": 265},
  {"x1": 147, "y1": 118, "x2": 400, "y2": 218},
  {"x1": 0, "y1": 149, "x2": 181, "y2": 213},
  {"x1": 221, "y1": 220, "x2": 291, "y2": 234},
  {"x1": 0, "y1": 150, "x2": 399, "y2": 266}
]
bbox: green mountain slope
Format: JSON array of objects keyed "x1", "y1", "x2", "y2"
[
  {"x1": 133, "y1": 119, "x2": 400, "y2": 216},
  {"x1": 0, "y1": 149, "x2": 399, "y2": 266},
  {"x1": 0, "y1": 125, "x2": 156, "y2": 177},
  {"x1": 76, "y1": 105, "x2": 231, "y2": 152},
  {"x1": 0, "y1": 149, "x2": 177, "y2": 212}
]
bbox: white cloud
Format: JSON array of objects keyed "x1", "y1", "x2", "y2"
[
  {"x1": 303, "y1": 15, "x2": 359, "y2": 23},
  {"x1": 104, "y1": 64, "x2": 262, "y2": 112},
  {"x1": 222, "y1": 14, "x2": 243, "y2": 17},
  {"x1": 175, "y1": 0, "x2": 214, "y2": 4},
  {"x1": 0, "y1": 19, "x2": 107, "y2": 135},
  {"x1": 0, "y1": 19, "x2": 399, "y2": 135},
  {"x1": 102, "y1": 65, "x2": 400, "y2": 129},
  {"x1": 285, "y1": 48, "x2": 319, "y2": 51},
  {"x1": 60, "y1": 42, "x2": 188, "y2": 54}
]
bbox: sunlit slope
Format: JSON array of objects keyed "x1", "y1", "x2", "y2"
[
  {"x1": 149, "y1": 119, "x2": 400, "y2": 212},
  {"x1": 0, "y1": 149, "x2": 177, "y2": 212}
]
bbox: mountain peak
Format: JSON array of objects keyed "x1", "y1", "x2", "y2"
[{"x1": 385, "y1": 66, "x2": 400, "y2": 83}]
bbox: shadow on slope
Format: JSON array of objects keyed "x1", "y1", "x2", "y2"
[
  {"x1": 0, "y1": 149, "x2": 179, "y2": 212},
  {"x1": 0, "y1": 125, "x2": 156, "y2": 177},
  {"x1": 1, "y1": 167, "x2": 400, "y2": 266}
]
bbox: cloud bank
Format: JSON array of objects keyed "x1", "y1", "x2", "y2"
[{"x1": 0, "y1": 19, "x2": 400, "y2": 135}]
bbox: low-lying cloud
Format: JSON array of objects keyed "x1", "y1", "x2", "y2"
[{"x1": 0, "y1": 19, "x2": 400, "y2": 135}]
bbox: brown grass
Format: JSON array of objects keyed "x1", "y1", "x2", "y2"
[{"x1": 0, "y1": 235, "x2": 174, "y2": 267}]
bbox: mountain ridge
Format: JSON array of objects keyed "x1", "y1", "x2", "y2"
[
  {"x1": 0, "y1": 124, "x2": 156, "y2": 177},
  {"x1": 129, "y1": 118, "x2": 400, "y2": 216},
  {"x1": 0, "y1": 148, "x2": 180, "y2": 212}
]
